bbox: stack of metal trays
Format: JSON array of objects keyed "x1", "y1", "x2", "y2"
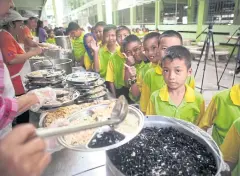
[
  {"x1": 25, "y1": 69, "x2": 66, "y2": 91},
  {"x1": 65, "y1": 72, "x2": 108, "y2": 103}
]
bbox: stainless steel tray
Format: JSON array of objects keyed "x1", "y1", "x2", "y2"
[
  {"x1": 27, "y1": 69, "x2": 65, "y2": 80},
  {"x1": 106, "y1": 116, "x2": 223, "y2": 176},
  {"x1": 70, "y1": 78, "x2": 105, "y2": 89},
  {"x1": 66, "y1": 72, "x2": 100, "y2": 84},
  {"x1": 57, "y1": 105, "x2": 144, "y2": 152}
]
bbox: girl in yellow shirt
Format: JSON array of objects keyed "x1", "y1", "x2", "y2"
[{"x1": 83, "y1": 33, "x2": 99, "y2": 72}]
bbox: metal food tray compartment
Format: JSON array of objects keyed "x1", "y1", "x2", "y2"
[
  {"x1": 41, "y1": 88, "x2": 81, "y2": 109},
  {"x1": 106, "y1": 115, "x2": 224, "y2": 176},
  {"x1": 26, "y1": 69, "x2": 65, "y2": 80},
  {"x1": 66, "y1": 72, "x2": 100, "y2": 84},
  {"x1": 71, "y1": 78, "x2": 105, "y2": 89},
  {"x1": 57, "y1": 104, "x2": 144, "y2": 152}
]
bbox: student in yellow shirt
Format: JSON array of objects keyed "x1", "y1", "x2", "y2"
[
  {"x1": 128, "y1": 32, "x2": 161, "y2": 102},
  {"x1": 198, "y1": 84, "x2": 240, "y2": 146},
  {"x1": 146, "y1": 46, "x2": 204, "y2": 125},
  {"x1": 94, "y1": 21, "x2": 106, "y2": 46},
  {"x1": 98, "y1": 24, "x2": 118, "y2": 79},
  {"x1": 220, "y1": 118, "x2": 240, "y2": 176},
  {"x1": 83, "y1": 33, "x2": 100, "y2": 72},
  {"x1": 106, "y1": 26, "x2": 131, "y2": 99},
  {"x1": 67, "y1": 22, "x2": 85, "y2": 66},
  {"x1": 46, "y1": 29, "x2": 56, "y2": 44},
  {"x1": 116, "y1": 26, "x2": 131, "y2": 46},
  {"x1": 140, "y1": 30, "x2": 195, "y2": 113}
]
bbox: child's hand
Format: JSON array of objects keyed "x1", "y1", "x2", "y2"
[
  {"x1": 125, "y1": 64, "x2": 136, "y2": 78},
  {"x1": 123, "y1": 53, "x2": 135, "y2": 66},
  {"x1": 91, "y1": 40, "x2": 99, "y2": 52}
]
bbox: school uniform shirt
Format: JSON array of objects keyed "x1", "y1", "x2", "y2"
[
  {"x1": 129, "y1": 62, "x2": 155, "y2": 102},
  {"x1": 198, "y1": 84, "x2": 240, "y2": 146},
  {"x1": 84, "y1": 52, "x2": 100, "y2": 71},
  {"x1": 106, "y1": 50, "x2": 126, "y2": 89},
  {"x1": 99, "y1": 44, "x2": 120, "y2": 79},
  {"x1": 46, "y1": 38, "x2": 56, "y2": 44},
  {"x1": 221, "y1": 118, "x2": 240, "y2": 176},
  {"x1": 146, "y1": 84, "x2": 205, "y2": 125},
  {"x1": 140, "y1": 66, "x2": 196, "y2": 113},
  {"x1": 72, "y1": 34, "x2": 86, "y2": 61},
  {"x1": 0, "y1": 31, "x2": 25, "y2": 95}
]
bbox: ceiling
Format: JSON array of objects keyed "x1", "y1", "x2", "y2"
[{"x1": 14, "y1": 0, "x2": 48, "y2": 17}]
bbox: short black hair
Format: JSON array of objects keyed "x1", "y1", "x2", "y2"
[
  {"x1": 116, "y1": 26, "x2": 131, "y2": 36},
  {"x1": 162, "y1": 45, "x2": 192, "y2": 69},
  {"x1": 143, "y1": 32, "x2": 161, "y2": 45},
  {"x1": 95, "y1": 21, "x2": 106, "y2": 28},
  {"x1": 121, "y1": 34, "x2": 141, "y2": 52},
  {"x1": 159, "y1": 30, "x2": 183, "y2": 45},
  {"x1": 66, "y1": 22, "x2": 80, "y2": 34},
  {"x1": 103, "y1": 24, "x2": 117, "y2": 34},
  {"x1": 29, "y1": 17, "x2": 38, "y2": 21}
]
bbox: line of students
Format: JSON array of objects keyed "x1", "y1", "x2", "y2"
[{"x1": 66, "y1": 21, "x2": 239, "y2": 174}]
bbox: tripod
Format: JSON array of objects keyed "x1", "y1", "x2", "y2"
[
  {"x1": 194, "y1": 24, "x2": 219, "y2": 93},
  {"x1": 218, "y1": 33, "x2": 240, "y2": 88}
]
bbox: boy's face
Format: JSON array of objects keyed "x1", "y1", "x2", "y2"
[
  {"x1": 143, "y1": 38, "x2": 160, "y2": 64},
  {"x1": 50, "y1": 31, "x2": 54, "y2": 38},
  {"x1": 159, "y1": 37, "x2": 182, "y2": 59},
  {"x1": 117, "y1": 29, "x2": 130, "y2": 46},
  {"x1": 124, "y1": 41, "x2": 142, "y2": 63},
  {"x1": 95, "y1": 25, "x2": 104, "y2": 41},
  {"x1": 104, "y1": 29, "x2": 116, "y2": 45},
  {"x1": 162, "y1": 58, "x2": 192, "y2": 90}
]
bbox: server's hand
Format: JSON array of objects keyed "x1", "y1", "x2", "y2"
[{"x1": 0, "y1": 124, "x2": 51, "y2": 176}]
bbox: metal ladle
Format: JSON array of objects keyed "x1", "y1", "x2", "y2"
[{"x1": 36, "y1": 96, "x2": 129, "y2": 138}]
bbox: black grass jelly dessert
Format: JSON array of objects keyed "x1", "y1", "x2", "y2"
[
  {"x1": 107, "y1": 127, "x2": 217, "y2": 176},
  {"x1": 88, "y1": 130, "x2": 125, "y2": 148}
]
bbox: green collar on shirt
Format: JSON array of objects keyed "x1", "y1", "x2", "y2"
[{"x1": 159, "y1": 84, "x2": 196, "y2": 103}]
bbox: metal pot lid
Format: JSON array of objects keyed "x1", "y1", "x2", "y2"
[
  {"x1": 66, "y1": 72, "x2": 100, "y2": 84},
  {"x1": 57, "y1": 104, "x2": 144, "y2": 152},
  {"x1": 27, "y1": 69, "x2": 65, "y2": 79}
]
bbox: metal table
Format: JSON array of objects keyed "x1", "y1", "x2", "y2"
[{"x1": 42, "y1": 149, "x2": 107, "y2": 176}]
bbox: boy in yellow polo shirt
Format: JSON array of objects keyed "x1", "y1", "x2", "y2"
[
  {"x1": 98, "y1": 25, "x2": 118, "y2": 79},
  {"x1": 199, "y1": 84, "x2": 240, "y2": 146},
  {"x1": 140, "y1": 30, "x2": 195, "y2": 113},
  {"x1": 128, "y1": 32, "x2": 161, "y2": 101},
  {"x1": 146, "y1": 46, "x2": 204, "y2": 125},
  {"x1": 220, "y1": 118, "x2": 240, "y2": 176},
  {"x1": 94, "y1": 21, "x2": 106, "y2": 46},
  {"x1": 46, "y1": 29, "x2": 56, "y2": 44},
  {"x1": 105, "y1": 26, "x2": 131, "y2": 99},
  {"x1": 67, "y1": 22, "x2": 85, "y2": 66}
]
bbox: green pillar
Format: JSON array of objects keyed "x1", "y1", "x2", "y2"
[
  {"x1": 159, "y1": 0, "x2": 164, "y2": 26},
  {"x1": 130, "y1": 6, "x2": 136, "y2": 27},
  {"x1": 187, "y1": 0, "x2": 196, "y2": 24},
  {"x1": 155, "y1": 0, "x2": 160, "y2": 29},
  {"x1": 97, "y1": 0, "x2": 103, "y2": 21},
  {"x1": 233, "y1": 0, "x2": 240, "y2": 25},
  {"x1": 196, "y1": 0, "x2": 208, "y2": 42},
  {"x1": 112, "y1": 0, "x2": 118, "y2": 25},
  {"x1": 52, "y1": 0, "x2": 57, "y2": 25}
]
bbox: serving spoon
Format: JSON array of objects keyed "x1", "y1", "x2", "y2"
[{"x1": 35, "y1": 96, "x2": 128, "y2": 138}]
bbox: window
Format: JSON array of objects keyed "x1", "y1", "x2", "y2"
[
  {"x1": 117, "y1": 8, "x2": 130, "y2": 25},
  {"x1": 206, "y1": 0, "x2": 235, "y2": 24},
  {"x1": 135, "y1": 2, "x2": 155, "y2": 25}
]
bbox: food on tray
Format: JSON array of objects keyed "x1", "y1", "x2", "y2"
[
  {"x1": 43, "y1": 100, "x2": 113, "y2": 127},
  {"x1": 88, "y1": 86, "x2": 105, "y2": 94},
  {"x1": 107, "y1": 127, "x2": 217, "y2": 175},
  {"x1": 88, "y1": 91, "x2": 106, "y2": 99},
  {"x1": 88, "y1": 131, "x2": 125, "y2": 148},
  {"x1": 64, "y1": 117, "x2": 97, "y2": 146},
  {"x1": 67, "y1": 73, "x2": 99, "y2": 83},
  {"x1": 115, "y1": 114, "x2": 139, "y2": 134},
  {"x1": 29, "y1": 56, "x2": 46, "y2": 60},
  {"x1": 28, "y1": 70, "x2": 63, "y2": 78},
  {"x1": 28, "y1": 70, "x2": 48, "y2": 77}
]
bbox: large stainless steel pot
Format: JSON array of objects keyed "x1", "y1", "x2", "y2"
[
  {"x1": 55, "y1": 36, "x2": 72, "y2": 50},
  {"x1": 43, "y1": 49, "x2": 72, "y2": 59},
  {"x1": 33, "y1": 59, "x2": 72, "y2": 74},
  {"x1": 106, "y1": 116, "x2": 224, "y2": 176}
]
